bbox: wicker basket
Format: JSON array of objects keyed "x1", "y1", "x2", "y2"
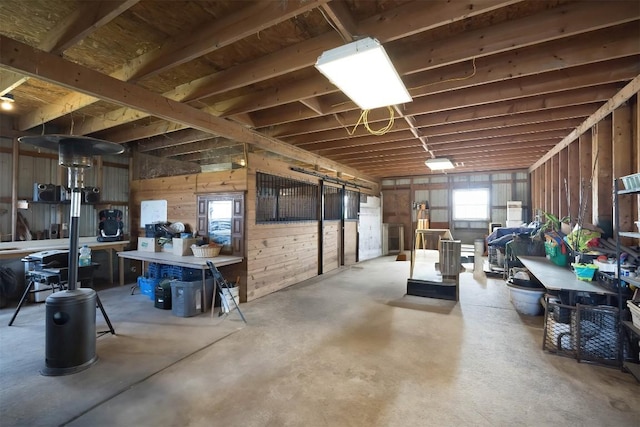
[{"x1": 190, "y1": 245, "x2": 221, "y2": 258}]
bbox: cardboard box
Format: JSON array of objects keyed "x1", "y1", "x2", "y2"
[
  {"x1": 172, "y1": 238, "x2": 197, "y2": 256},
  {"x1": 138, "y1": 237, "x2": 161, "y2": 252}
]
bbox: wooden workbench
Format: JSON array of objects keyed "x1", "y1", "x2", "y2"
[
  {"x1": 117, "y1": 250, "x2": 243, "y2": 286},
  {"x1": 518, "y1": 256, "x2": 617, "y2": 302},
  {"x1": 0, "y1": 237, "x2": 129, "y2": 285}
]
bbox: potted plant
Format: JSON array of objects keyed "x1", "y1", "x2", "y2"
[{"x1": 533, "y1": 210, "x2": 571, "y2": 266}]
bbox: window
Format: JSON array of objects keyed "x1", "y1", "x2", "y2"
[
  {"x1": 197, "y1": 193, "x2": 244, "y2": 257},
  {"x1": 324, "y1": 186, "x2": 342, "y2": 220},
  {"x1": 453, "y1": 189, "x2": 489, "y2": 220},
  {"x1": 256, "y1": 172, "x2": 318, "y2": 223},
  {"x1": 344, "y1": 189, "x2": 359, "y2": 220}
]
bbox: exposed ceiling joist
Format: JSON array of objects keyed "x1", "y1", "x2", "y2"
[{"x1": 0, "y1": 35, "x2": 379, "y2": 186}]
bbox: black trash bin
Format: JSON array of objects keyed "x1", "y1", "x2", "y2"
[
  {"x1": 155, "y1": 279, "x2": 172, "y2": 310},
  {"x1": 41, "y1": 289, "x2": 97, "y2": 376}
]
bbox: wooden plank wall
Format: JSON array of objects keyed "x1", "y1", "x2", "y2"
[
  {"x1": 129, "y1": 152, "x2": 367, "y2": 302},
  {"x1": 382, "y1": 188, "x2": 411, "y2": 250},
  {"x1": 323, "y1": 221, "x2": 340, "y2": 273},
  {"x1": 129, "y1": 169, "x2": 247, "y2": 235},
  {"x1": 344, "y1": 221, "x2": 357, "y2": 265},
  {"x1": 246, "y1": 152, "x2": 319, "y2": 301},
  {"x1": 529, "y1": 93, "x2": 639, "y2": 234},
  {"x1": 129, "y1": 167, "x2": 249, "y2": 296}
]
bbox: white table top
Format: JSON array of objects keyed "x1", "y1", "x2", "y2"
[
  {"x1": 117, "y1": 250, "x2": 243, "y2": 269},
  {"x1": 0, "y1": 237, "x2": 129, "y2": 259},
  {"x1": 518, "y1": 256, "x2": 616, "y2": 295}
]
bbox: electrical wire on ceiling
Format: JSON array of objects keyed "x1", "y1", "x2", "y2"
[
  {"x1": 347, "y1": 106, "x2": 395, "y2": 136},
  {"x1": 334, "y1": 57, "x2": 478, "y2": 139},
  {"x1": 318, "y1": 7, "x2": 350, "y2": 43},
  {"x1": 409, "y1": 57, "x2": 477, "y2": 91}
]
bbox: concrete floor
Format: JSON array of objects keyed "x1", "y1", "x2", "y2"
[{"x1": 1, "y1": 254, "x2": 638, "y2": 427}]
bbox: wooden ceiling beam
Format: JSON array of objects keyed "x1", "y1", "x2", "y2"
[
  {"x1": 152, "y1": 138, "x2": 238, "y2": 157},
  {"x1": 429, "y1": 118, "x2": 578, "y2": 142},
  {"x1": 327, "y1": 140, "x2": 558, "y2": 164},
  {"x1": 298, "y1": 122, "x2": 575, "y2": 154},
  {"x1": 312, "y1": 58, "x2": 635, "y2": 119},
  {"x1": 90, "y1": 0, "x2": 511, "y2": 135},
  {"x1": 2, "y1": 0, "x2": 137, "y2": 104},
  {"x1": 405, "y1": 22, "x2": 640, "y2": 98},
  {"x1": 356, "y1": 158, "x2": 542, "y2": 176},
  {"x1": 414, "y1": 100, "x2": 605, "y2": 130},
  {"x1": 92, "y1": 24, "x2": 633, "y2": 140},
  {"x1": 285, "y1": 111, "x2": 582, "y2": 146},
  {"x1": 135, "y1": 128, "x2": 217, "y2": 152},
  {"x1": 395, "y1": 1, "x2": 636, "y2": 76},
  {"x1": 0, "y1": 70, "x2": 28, "y2": 97},
  {"x1": 426, "y1": 129, "x2": 570, "y2": 148},
  {"x1": 183, "y1": 0, "x2": 516, "y2": 103},
  {"x1": 96, "y1": 121, "x2": 188, "y2": 144},
  {"x1": 299, "y1": 97, "x2": 326, "y2": 115},
  {"x1": 530, "y1": 73, "x2": 640, "y2": 171},
  {"x1": 316, "y1": 128, "x2": 568, "y2": 157},
  {"x1": 347, "y1": 150, "x2": 549, "y2": 168},
  {"x1": 220, "y1": 20, "x2": 639, "y2": 118},
  {"x1": 17, "y1": 0, "x2": 322, "y2": 131},
  {"x1": 258, "y1": 85, "x2": 618, "y2": 131},
  {"x1": 40, "y1": 0, "x2": 140, "y2": 54},
  {"x1": 306, "y1": 130, "x2": 415, "y2": 152},
  {"x1": 359, "y1": 151, "x2": 546, "y2": 169},
  {"x1": 263, "y1": 99, "x2": 602, "y2": 139},
  {"x1": 390, "y1": 58, "x2": 640, "y2": 116},
  {"x1": 129, "y1": 0, "x2": 328, "y2": 81},
  {"x1": 0, "y1": 36, "x2": 379, "y2": 185},
  {"x1": 327, "y1": 138, "x2": 563, "y2": 162},
  {"x1": 175, "y1": 146, "x2": 244, "y2": 163},
  {"x1": 320, "y1": 1, "x2": 358, "y2": 42}
]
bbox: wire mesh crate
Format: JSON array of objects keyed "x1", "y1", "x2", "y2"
[{"x1": 543, "y1": 297, "x2": 620, "y2": 367}]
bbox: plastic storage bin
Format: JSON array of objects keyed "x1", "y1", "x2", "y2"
[
  {"x1": 137, "y1": 276, "x2": 158, "y2": 300},
  {"x1": 572, "y1": 263, "x2": 597, "y2": 281},
  {"x1": 170, "y1": 278, "x2": 214, "y2": 317},
  {"x1": 544, "y1": 241, "x2": 568, "y2": 266}
]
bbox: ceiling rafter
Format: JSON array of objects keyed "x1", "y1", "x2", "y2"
[
  {"x1": 222, "y1": 22, "x2": 639, "y2": 119},
  {"x1": 1, "y1": 0, "x2": 138, "y2": 97},
  {"x1": 17, "y1": 0, "x2": 326, "y2": 131},
  {"x1": 1, "y1": 1, "x2": 638, "y2": 178},
  {"x1": 0, "y1": 35, "x2": 379, "y2": 186},
  {"x1": 42, "y1": 0, "x2": 518, "y2": 136}
]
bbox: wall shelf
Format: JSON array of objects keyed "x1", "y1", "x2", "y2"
[{"x1": 614, "y1": 175, "x2": 640, "y2": 381}]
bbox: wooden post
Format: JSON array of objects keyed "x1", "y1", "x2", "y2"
[
  {"x1": 612, "y1": 102, "x2": 632, "y2": 236},
  {"x1": 567, "y1": 141, "x2": 580, "y2": 226},
  {"x1": 592, "y1": 116, "x2": 613, "y2": 227},
  {"x1": 578, "y1": 132, "x2": 593, "y2": 226}
]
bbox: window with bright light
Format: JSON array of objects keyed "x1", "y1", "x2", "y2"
[{"x1": 453, "y1": 189, "x2": 489, "y2": 220}]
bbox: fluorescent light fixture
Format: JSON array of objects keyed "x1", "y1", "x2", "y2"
[
  {"x1": 315, "y1": 37, "x2": 412, "y2": 110},
  {"x1": 0, "y1": 93, "x2": 15, "y2": 111},
  {"x1": 425, "y1": 158, "x2": 455, "y2": 170}
]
